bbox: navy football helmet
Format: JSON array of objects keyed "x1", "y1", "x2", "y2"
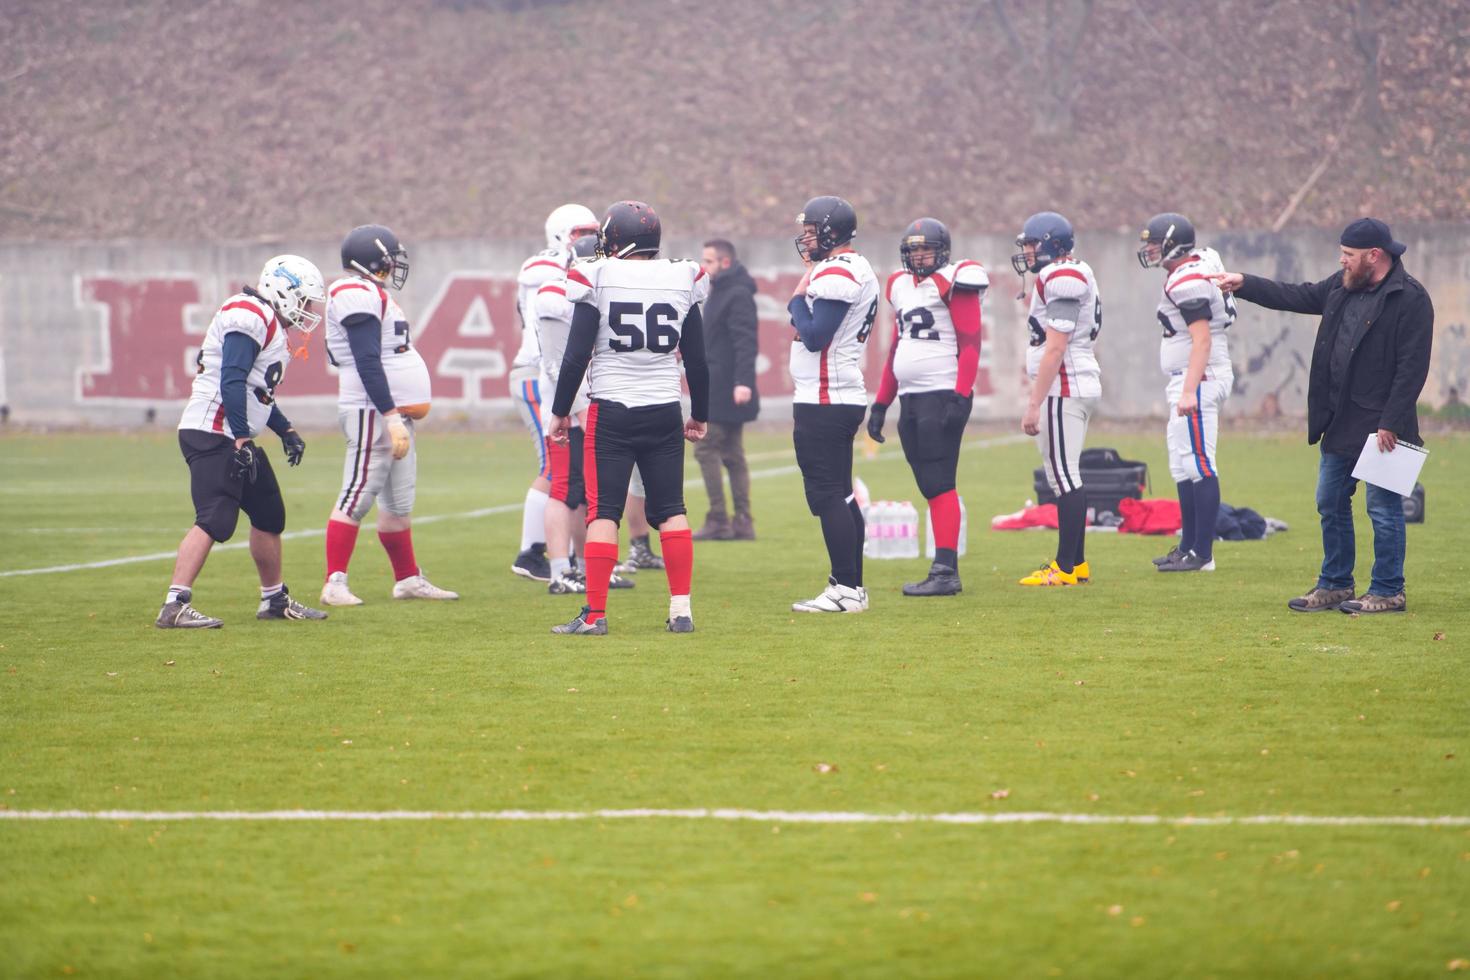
[
  {"x1": 599, "y1": 201, "x2": 661, "y2": 258},
  {"x1": 569, "y1": 233, "x2": 599, "y2": 261},
  {"x1": 899, "y1": 217, "x2": 951, "y2": 278},
  {"x1": 795, "y1": 196, "x2": 857, "y2": 262},
  {"x1": 1137, "y1": 212, "x2": 1196, "y2": 268},
  {"x1": 1010, "y1": 211, "x2": 1074, "y2": 274},
  {"x1": 342, "y1": 224, "x2": 410, "y2": 290}
]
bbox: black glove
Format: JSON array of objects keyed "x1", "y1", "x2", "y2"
[
  {"x1": 866, "y1": 402, "x2": 888, "y2": 444},
  {"x1": 942, "y1": 391, "x2": 972, "y2": 431},
  {"x1": 230, "y1": 440, "x2": 259, "y2": 483},
  {"x1": 281, "y1": 428, "x2": 306, "y2": 467}
]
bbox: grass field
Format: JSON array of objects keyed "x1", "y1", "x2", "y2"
[{"x1": 1, "y1": 425, "x2": 1467, "y2": 978}]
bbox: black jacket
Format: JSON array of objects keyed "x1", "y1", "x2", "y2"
[
  {"x1": 701, "y1": 262, "x2": 760, "y2": 424},
  {"x1": 1236, "y1": 259, "x2": 1433, "y2": 454}
]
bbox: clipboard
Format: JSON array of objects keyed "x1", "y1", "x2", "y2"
[{"x1": 1351, "y1": 433, "x2": 1428, "y2": 497}]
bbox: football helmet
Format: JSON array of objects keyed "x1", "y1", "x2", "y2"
[
  {"x1": 545, "y1": 204, "x2": 599, "y2": 250},
  {"x1": 1137, "y1": 212, "x2": 1196, "y2": 268},
  {"x1": 1010, "y1": 211, "x2": 1074, "y2": 274},
  {"x1": 899, "y1": 217, "x2": 951, "y2": 278},
  {"x1": 569, "y1": 233, "x2": 599, "y2": 262},
  {"x1": 795, "y1": 196, "x2": 857, "y2": 262},
  {"x1": 599, "y1": 201, "x2": 661, "y2": 258},
  {"x1": 256, "y1": 255, "x2": 326, "y2": 332},
  {"x1": 341, "y1": 224, "x2": 410, "y2": 290}
]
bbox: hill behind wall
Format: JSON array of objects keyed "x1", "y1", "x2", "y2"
[{"x1": 2, "y1": 0, "x2": 1467, "y2": 244}]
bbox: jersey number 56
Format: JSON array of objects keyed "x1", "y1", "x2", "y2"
[{"x1": 608, "y1": 301, "x2": 681, "y2": 353}]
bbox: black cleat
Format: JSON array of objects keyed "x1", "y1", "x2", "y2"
[
  {"x1": 551, "y1": 606, "x2": 607, "y2": 635},
  {"x1": 666, "y1": 615, "x2": 694, "y2": 633},
  {"x1": 257, "y1": 586, "x2": 328, "y2": 620},
  {"x1": 902, "y1": 564, "x2": 962, "y2": 597},
  {"x1": 155, "y1": 590, "x2": 223, "y2": 629},
  {"x1": 512, "y1": 544, "x2": 551, "y2": 582},
  {"x1": 1157, "y1": 551, "x2": 1215, "y2": 573},
  {"x1": 1152, "y1": 546, "x2": 1186, "y2": 567},
  {"x1": 608, "y1": 572, "x2": 635, "y2": 590}
]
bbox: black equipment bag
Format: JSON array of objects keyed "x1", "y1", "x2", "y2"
[{"x1": 1032, "y1": 447, "x2": 1150, "y2": 516}]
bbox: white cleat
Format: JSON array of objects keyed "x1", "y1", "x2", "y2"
[
  {"x1": 392, "y1": 572, "x2": 459, "y2": 600},
  {"x1": 791, "y1": 577, "x2": 868, "y2": 613},
  {"x1": 319, "y1": 571, "x2": 364, "y2": 606}
]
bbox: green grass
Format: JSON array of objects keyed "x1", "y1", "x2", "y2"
[{"x1": 2, "y1": 427, "x2": 1467, "y2": 978}]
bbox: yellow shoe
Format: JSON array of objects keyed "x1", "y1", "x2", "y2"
[
  {"x1": 1018, "y1": 560, "x2": 1079, "y2": 587},
  {"x1": 1074, "y1": 561, "x2": 1090, "y2": 583}
]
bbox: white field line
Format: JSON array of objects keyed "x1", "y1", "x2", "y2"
[
  {"x1": 0, "y1": 807, "x2": 1466, "y2": 828},
  {"x1": 0, "y1": 434, "x2": 1030, "y2": 578}
]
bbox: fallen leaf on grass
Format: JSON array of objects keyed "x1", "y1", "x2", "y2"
[
  {"x1": 164, "y1": 661, "x2": 175, "y2": 667},
  {"x1": 1130, "y1": 916, "x2": 1146, "y2": 927},
  {"x1": 1433, "y1": 632, "x2": 1445, "y2": 641},
  {"x1": 1448, "y1": 960, "x2": 1469, "y2": 972},
  {"x1": 1106, "y1": 904, "x2": 1123, "y2": 916},
  {"x1": 990, "y1": 788, "x2": 1010, "y2": 800},
  {"x1": 1386, "y1": 900, "x2": 1402, "y2": 912},
  {"x1": 858, "y1": 892, "x2": 878, "y2": 903},
  {"x1": 813, "y1": 763, "x2": 838, "y2": 774},
  {"x1": 106, "y1": 672, "x2": 117, "y2": 677}
]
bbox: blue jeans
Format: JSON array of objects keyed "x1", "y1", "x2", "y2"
[{"x1": 1315, "y1": 449, "x2": 1406, "y2": 596}]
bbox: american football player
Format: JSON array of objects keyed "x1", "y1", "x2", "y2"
[
  {"x1": 156, "y1": 254, "x2": 329, "y2": 628},
  {"x1": 319, "y1": 224, "x2": 458, "y2": 605},
  {"x1": 869, "y1": 217, "x2": 988, "y2": 597}
]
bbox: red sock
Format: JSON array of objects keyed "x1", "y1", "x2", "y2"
[
  {"x1": 929, "y1": 490, "x2": 961, "y2": 550},
  {"x1": 661, "y1": 527, "x2": 693, "y2": 596},
  {"x1": 378, "y1": 528, "x2": 419, "y2": 581},
  {"x1": 325, "y1": 519, "x2": 360, "y2": 577},
  {"x1": 583, "y1": 540, "x2": 619, "y2": 623}
]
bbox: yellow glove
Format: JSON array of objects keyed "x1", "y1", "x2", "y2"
[{"x1": 386, "y1": 412, "x2": 411, "y2": 460}]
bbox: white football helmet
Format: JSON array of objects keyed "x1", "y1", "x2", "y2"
[
  {"x1": 257, "y1": 255, "x2": 326, "y2": 332},
  {"x1": 544, "y1": 204, "x2": 599, "y2": 250}
]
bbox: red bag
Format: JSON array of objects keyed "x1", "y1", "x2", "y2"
[{"x1": 1118, "y1": 497, "x2": 1182, "y2": 535}]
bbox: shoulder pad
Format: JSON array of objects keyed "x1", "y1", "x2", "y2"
[
  {"x1": 950, "y1": 260, "x2": 989, "y2": 290},
  {"x1": 1040, "y1": 265, "x2": 1089, "y2": 300}
]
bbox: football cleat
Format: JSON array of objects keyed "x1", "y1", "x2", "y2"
[
  {"x1": 1152, "y1": 547, "x2": 1186, "y2": 567},
  {"x1": 319, "y1": 571, "x2": 364, "y2": 606},
  {"x1": 792, "y1": 577, "x2": 867, "y2": 613},
  {"x1": 666, "y1": 616, "x2": 695, "y2": 633},
  {"x1": 257, "y1": 586, "x2": 328, "y2": 621},
  {"x1": 1018, "y1": 561, "x2": 1079, "y2": 587},
  {"x1": 1157, "y1": 551, "x2": 1215, "y2": 573},
  {"x1": 627, "y1": 539, "x2": 665, "y2": 569},
  {"x1": 608, "y1": 572, "x2": 635, "y2": 590},
  {"x1": 548, "y1": 574, "x2": 587, "y2": 595},
  {"x1": 392, "y1": 573, "x2": 459, "y2": 600},
  {"x1": 512, "y1": 544, "x2": 551, "y2": 582},
  {"x1": 155, "y1": 591, "x2": 223, "y2": 629},
  {"x1": 551, "y1": 607, "x2": 607, "y2": 635},
  {"x1": 1073, "y1": 561, "x2": 1091, "y2": 583},
  {"x1": 902, "y1": 564, "x2": 962, "y2": 597}
]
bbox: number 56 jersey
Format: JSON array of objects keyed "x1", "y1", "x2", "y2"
[
  {"x1": 1024, "y1": 258, "x2": 1102, "y2": 399},
  {"x1": 563, "y1": 257, "x2": 709, "y2": 408},
  {"x1": 180, "y1": 291, "x2": 290, "y2": 439}
]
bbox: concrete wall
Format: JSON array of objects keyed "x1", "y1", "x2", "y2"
[{"x1": 1, "y1": 228, "x2": 1465, "y2": 428}]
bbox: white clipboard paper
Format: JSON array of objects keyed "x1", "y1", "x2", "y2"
[{"x1": 1351, "y1": 433, "x2": 1428, "y2": 497}]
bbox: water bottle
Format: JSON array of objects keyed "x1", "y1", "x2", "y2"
[
  {"x1": 895, "y1": 501, "x2": 920, "y2": 559},
  {"x1": 863, "y1": 500, "x2": 884, "y2": 558},
  {"x1": 956, "y1": 495, "x2": 968, "y2": 557}
]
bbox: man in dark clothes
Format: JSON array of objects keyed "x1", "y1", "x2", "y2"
[
  {"x1": 692, "y1": 239, "x2": 761, "y2": 540},
  {"x1": 1213, "y1": 218, "x2": 1433, "y2": 614}
]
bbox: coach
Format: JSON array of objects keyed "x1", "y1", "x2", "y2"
[{"x1": 1214, "y1": 218, "x2": 1433, "y2": 615}]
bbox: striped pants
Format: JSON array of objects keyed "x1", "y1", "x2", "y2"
[{"x1": 1035, "y1": 395, "x2": 1097, "y2": 497}]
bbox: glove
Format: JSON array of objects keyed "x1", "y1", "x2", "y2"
[
  {"x1": 386, "y1": 412, "x2": 411, "y2": 460},
  {"x1": 230, "y1": 440, "x2": 259, "y2": 483},
  {"x1": 281, "y1": 428, "x2": 306, "y2": 467},
  {"x1": 866, "y1": 402, "x2": 887, "y2": 444},
  {"x1": 943, "y1": 392, "x2": 972, "y2": 431}
]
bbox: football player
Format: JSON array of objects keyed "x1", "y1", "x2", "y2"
[
  {"x1": 788, "y1": 195, "x2": 880, "y2": 613},
  {"x1": 509, "y1": 204, "x2": 600, "y2": 582},
  {"x1": 868, "y1": 218, "x2": 988, "y2": 597},
  {"x1": 547, "y1": 201, "x2": 710, "y2": 635},
  {"x1": 156, "y1": 255, "x2": 329, "y2": 628},
  {"x1": 1013, "y1": 211, "x2": 1101, "y2": 588},
  {"x1": 1138, "y1": 213, "x2": 1235, "y2": 572},
  {"x1": 319, "y1": 224, "x2": 458, "y2": 605}
]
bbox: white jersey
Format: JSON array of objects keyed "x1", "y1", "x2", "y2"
[
  {"x1": 180, "y1": 291, "x2": 290, "y2": 439},
  {"x1": 790, "y1": 251, "x2": 879, "y2": 406},
  {"x1": 1157, "y1": 247, "x2": 1235, "y2": 380},
  {"x1": 513, "y1": 247, "x2": 572, "y2": 371},
  {"x1": 562, "y1": 257, "x2": 709, "y2": 409},
  {"x1": 885, "y1": 259, "x2": 989, "y2": 395},
  {"x1": 1024, "y1": 258, "x2": 1102, "y2": 399},
  {"x1": 325, "y1": 274, "x2": 432, "y2": 411},
  {"x1": 534, "y1": 277, "x2": 588, "y2": 426}
]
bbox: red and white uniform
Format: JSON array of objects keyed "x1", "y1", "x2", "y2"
[
  {"x1": 883, "y1": 260, "x2": 988, "y2": 396},
  {"x1": 180, "y1": 292, "x2": 289, "y2": 439},
  {"x1": 563, "y1": 258, "x2": 709, "y2": 408},
  {"x1": 535, "y1": 276, "x2": 588, "y2": 427},
  {"x1": 1024, "y1": 258, "x2": 1102, "y2": 399},
  {"x1": 1157, "y1": 247, "x2": 1235, "y2": 381},
  {"x1": 791, "y1": 252, "x2": 879, "y2": 406},
  {"x1": 513, "y1": 246, "x2": 572, "y2": 373},
  {"x1": 324, "y1": 274, "x2": 432, "y2": 411}
]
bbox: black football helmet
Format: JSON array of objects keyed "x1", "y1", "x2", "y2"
[
  {"x1": 1137, "y1": 212, "x2": 1196, "y2": 268},
  {"x1": 795, "y1": 196, "x2": 857, "y2": 262},
  {"x1": 899, "y1": 217, "x2": 951, "y2": 278},
  {"x1": 570, "y1": 233, "x2": 599, "y2": 260},
  {"x1": 599, "y1": 201, "x2": 661, "y2": 258},
  {"x1": 341, "y1": 224, "x2": 409, "y2": 290},
  {"x1": 1010, "y1": 211, "x2": 1074, "y2": 275}
]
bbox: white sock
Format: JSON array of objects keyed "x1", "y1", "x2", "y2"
[
  {"x1": 669, "y1": 594, "x2": 691, "y2": 619},
  {"x1": 167, "y1": 584, "x2": 189, "y2": 604},
  {"x1": 550, "y1": 557, "x2": 571, "y2": 581},
  {"x1": 260, "y1": 583, "x2": 284, "y2": 600},
  {"x1": 521, "y1": 488, "x2": 549, "y2": 551}
]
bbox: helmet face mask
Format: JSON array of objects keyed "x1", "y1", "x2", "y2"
[
  {"x1": 1010, "y1": 211, "x2": 1075, "y2": 274},
  {"x1": 794, "y1": 196, "x2": 857, "y2": 263},
  {"x1": 899, "y1": 217, "x2": 951, "y2": 278},
  {"x1": 1137, "y1": 213, "x2": 1196, "y2": 268},
  {"x1": 257, "y1": 255, "x2": 326, "y2": 333},
  {"x1": 342, "y1": 224, "x2": 410, "y2": 290},
  {"x1": 598, "y1": 201, "x2": 661, "y2": 258}
]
